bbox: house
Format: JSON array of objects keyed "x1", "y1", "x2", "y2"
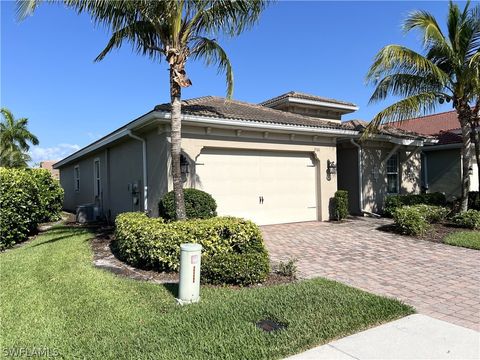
[
  {"x1": 39, "y1": 160, "x2": 60, "y2": 180},
  {"x1": 54, "y1": 92, "x2": 430, "y2": 225},
  {"x1": 391, "y1": 110, "x2": 479, "y2": 201}
]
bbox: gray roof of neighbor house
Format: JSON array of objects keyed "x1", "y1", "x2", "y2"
[
  {"x1": 154, "y1": 96, "x2": 348, "y2": 130},
  {"x1": 259, "y1": 91, "x2": 358, "y2": 108}
]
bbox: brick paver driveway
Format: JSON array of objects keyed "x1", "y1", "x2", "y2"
[{"x1": 262, "y1": 218, "x2": 480, "y2": 331}]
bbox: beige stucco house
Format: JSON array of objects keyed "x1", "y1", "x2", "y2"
[{"x1": 54, "y1": 92, "x2": 430, "y2": 225}]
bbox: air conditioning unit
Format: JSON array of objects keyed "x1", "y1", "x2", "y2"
[{"x1": 76, "y1": 203, "x2": 101, "y2": 223}]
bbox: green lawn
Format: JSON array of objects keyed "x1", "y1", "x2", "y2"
[
  {"x1": 0, "y1": 226, "x2": 413, "y2": 359},
  {"x1": 444, "y1": 231, "x2": 480, "y2": 250}
]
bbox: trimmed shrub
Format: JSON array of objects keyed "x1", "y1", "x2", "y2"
[
  {"x1": 159, "y1": 188, "x2": 217, "y2": 220},
  {"x1": 384, "y1": 192, "x2": 446, "y2": 217},
  {"x1": 115, "y1": 213, "x2": 270, "y2": 285},
  {"x1": 0, "y1": 168, "x2": 64, "y2": 250},
  {"x1": 332, "y1": 190, "x2": 349, "y2": 221},
  {"x1": 414, "y1": 204, "x2": 449, "y2": 223},
  {"x1": 393, "y1": 206, "x2": 430, "y2": 236},
  {"x1": 468, "y1": 192, "x2": 480, "y2": 210},
  {"x1": 202, "y1": 252, "x2": 269, "y2": 286},
  {"x1": 452, "y1": 210, "x2": 480, "y2": 230}
]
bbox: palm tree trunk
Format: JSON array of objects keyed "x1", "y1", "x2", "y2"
[
  {"x1": 170, "y1": 67, "x2": 187, "y2": 220},
  {"x1": 457, "y1": 104, "x2": 472, "y2": 212}
]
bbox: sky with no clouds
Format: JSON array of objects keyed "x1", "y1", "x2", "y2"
[{"x1": 1, "y1": 1, "x2": 459, "y2": 164}]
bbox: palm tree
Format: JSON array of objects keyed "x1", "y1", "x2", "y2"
[
  {"x1": 0, "y1": 108, "x2": 39, "y2": 168},
  {"x1": 18, "y1": 0, "x2": 267, "y2": 220},
  {"x1": 366, "y1": 1, "x2": 480, "y2": 211}
]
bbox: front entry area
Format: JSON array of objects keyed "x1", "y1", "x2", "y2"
[{"x1": 195, "y1": 148, "x2": 317, "y2": 225}]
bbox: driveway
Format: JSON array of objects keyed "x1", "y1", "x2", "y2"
[{"x1": 262, "y1": 218, "x2": 480, "y2": 331}]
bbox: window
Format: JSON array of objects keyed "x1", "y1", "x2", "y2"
[
  {"x1": 74, "y1": 165, "x2": 80, "y2": 191},
  {"x1": 386, "y1": 154, "x2": 399, "y2": 194},
  {"x1": 94, "y1": 159, "x2": 101, "y2": 198}
]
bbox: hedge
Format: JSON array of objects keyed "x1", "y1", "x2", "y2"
[
  {"x1": 452, "y1": 210, "x2": 480, "y2": 230},
  {"x1": 0, "y1": 168, "x2": 64, "y2": 250},
  {"x1": 332, "y1": 190, "x2": 349, "y2": 221},
  {"x1": 393, "y1": 205, "x2": 449, "y2": 236},
  {"x1": 384, "y1": 192, "x2": 446, "y2": 217},
  {"x1": 159, "y1": 188, "x2": 217, "y2": 220},
  {"x1": 115, "y1": 213, "x2": 269, "y2": 286}
]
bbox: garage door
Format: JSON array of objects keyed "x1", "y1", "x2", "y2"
[{"x1": 195, "y1": 149, "x2": 317, "y2": 225}]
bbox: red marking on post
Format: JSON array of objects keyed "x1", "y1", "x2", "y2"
[{"x1": 192, "y1": 266, "x2": 196, "y2": 283}]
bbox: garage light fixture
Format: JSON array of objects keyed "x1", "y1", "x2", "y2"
[{"x1": 327, "y1": 160, "x2": 337, "y2": 175}]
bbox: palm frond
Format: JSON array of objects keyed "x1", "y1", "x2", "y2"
[
  {"x1": 368, "y1": 73, "x2": 445, "y2": 104},
  {"x1": 403, "y1": 9, "x2": 447, "y2": 48},
  {"x1": 366, "y1": 45, "x2": 449, "y2": 85},
  {"x1": 368, "y1": 93, "x2": 440, "y2": 132},
  {"x1": 95, "y1": 20, "x2": 160, "y2": 62},
  {"x1": 191, "y1": 36, "x2": 234, "y2": 98}
]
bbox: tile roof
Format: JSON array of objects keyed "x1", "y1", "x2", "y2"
[
  {"x1": 259, "y1": 91, "x2": 357, "y2": 107},
  {"x1": 342, "y1": 119, "x2": 429, "y2": 140},
  {"x1": 389, "y1": 110, "x2": 460, "y2": 136},
  {"x1": 154, "y1": 96, "x2": 348, "y2": 130}
]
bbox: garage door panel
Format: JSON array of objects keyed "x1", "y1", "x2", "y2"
[{"x1": 196, "y1": 149, "x2": 317, "y2": 225}]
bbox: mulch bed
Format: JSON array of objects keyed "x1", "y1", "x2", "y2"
[
  {"x1": 90, "y1": 226, "x2": 295, "y2": 288},
  {"x1": 378, "y1": 221, "x2": 476, "y2": 244}
]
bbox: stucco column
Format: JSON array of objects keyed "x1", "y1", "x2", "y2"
[{"x1": 314, "y1": 146, "x2": 338, "y2": 221}]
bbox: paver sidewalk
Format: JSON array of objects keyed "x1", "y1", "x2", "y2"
[
  {"x1": 285, "y1": 314, "x2": 480, "y2": 360},
  {"x1": 262, "y1": 218, "x2": 480, "y2": 331}
]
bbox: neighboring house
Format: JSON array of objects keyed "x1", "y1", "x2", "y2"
[
  {"x1": 54, "y1": 91, "x2": 429, "y2": 225},
  {"x1": 392, "y1": 110, "x2": 479, "y2": 201},
  {"x1": 40, "y1": 160, "x2": 60, "y2": 180}
]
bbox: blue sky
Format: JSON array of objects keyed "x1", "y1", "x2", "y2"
[{"x1": 1, "y1": 1, "x2": 459, "y2": 163}]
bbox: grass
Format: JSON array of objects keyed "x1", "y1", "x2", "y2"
[
  {"x1": 444, "y1": 231, "x2": 480, "y2": 250},
  {"x1": 0, "y1": 226, "x2": 413, "y2": 359}
]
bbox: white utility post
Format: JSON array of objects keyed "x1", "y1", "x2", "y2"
[{"x1": 177, "y1": 243, "x2": 202, "y2": 305}]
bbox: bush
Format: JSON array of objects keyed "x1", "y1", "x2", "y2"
[
  {"x1": 0, "y1": 168, "x2": 64, "y2": 250},
  {"x1": 385, "y1": 192, "x2": 446, "y2": 217},
  {"x1": 451, "y1": 210, "x2": 480, "y2": 230},
  {"x1": 202, "y1": 252, "x2": 269, "y2": 286},
  {"x1": 469, "y1": 192, "x2": 480, "y2": 210},
  {"x1": 332, "y1": 190, "x2": 349, "y2": 221},
  {"x1": 415, "y1": 204, "x2": 449, "y2": 223},
  {"x1": 273, "y1": 258, "x2": 298, "y2": 279},
  {"x1": 30, "y1": 169, "x2": 64, "y2": 222},
  {"x1": 159, "y1": 188, "x2": 217, "y2": 220},
  {"x1": 115, "y1": 213, "x2": 270, "y2": 285},
  {"x1": 393, "y1": 206, "x2": 430, "y2": 236}
]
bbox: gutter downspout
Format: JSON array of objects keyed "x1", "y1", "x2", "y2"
[
  {"x1": 350, "y1": 139, "x2": 364, "y2": 214},
  {"x1": 128, "y1": 131, "x2": 148, "y2": 213}
]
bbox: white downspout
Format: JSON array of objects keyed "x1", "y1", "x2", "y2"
[
  {"x1": 350, "y1": 139, "x2": 364, "y2": 213},
  {"x1": 128, "y1": 131, "x2": 148, "y2": 213}
]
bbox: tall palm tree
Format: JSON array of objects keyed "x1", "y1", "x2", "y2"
[
  {"x1": 18, "y1": 0, "x2": 267, "y2": 220},
  {"x1": 0, "y1": 108, "x2": 39, "y2": 168},
  {"x1": 366, "y1": 1, "x2": 480, "y2": 211}
]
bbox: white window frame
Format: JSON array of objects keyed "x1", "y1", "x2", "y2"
[
  {"x1": 93, "y1": 158, "x2": 101, "y2": 198},
  {"x1": 74, "y1": 165, "x2": 80, "y2": 192},
  {"x1": 386, "y1": 153, "x2": 399, "y2": 194}
]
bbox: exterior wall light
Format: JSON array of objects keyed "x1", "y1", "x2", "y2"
[
  {"x1": 468, "y1": 166, "x2": 473, "y2": 176},
  {"x1": 327, "y1": 160, "x2": 337, "y2": 175}
]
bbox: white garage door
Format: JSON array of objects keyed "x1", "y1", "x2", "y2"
[{"x1": 195, "y1": 149, "x2": 317, "y2": 225}]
